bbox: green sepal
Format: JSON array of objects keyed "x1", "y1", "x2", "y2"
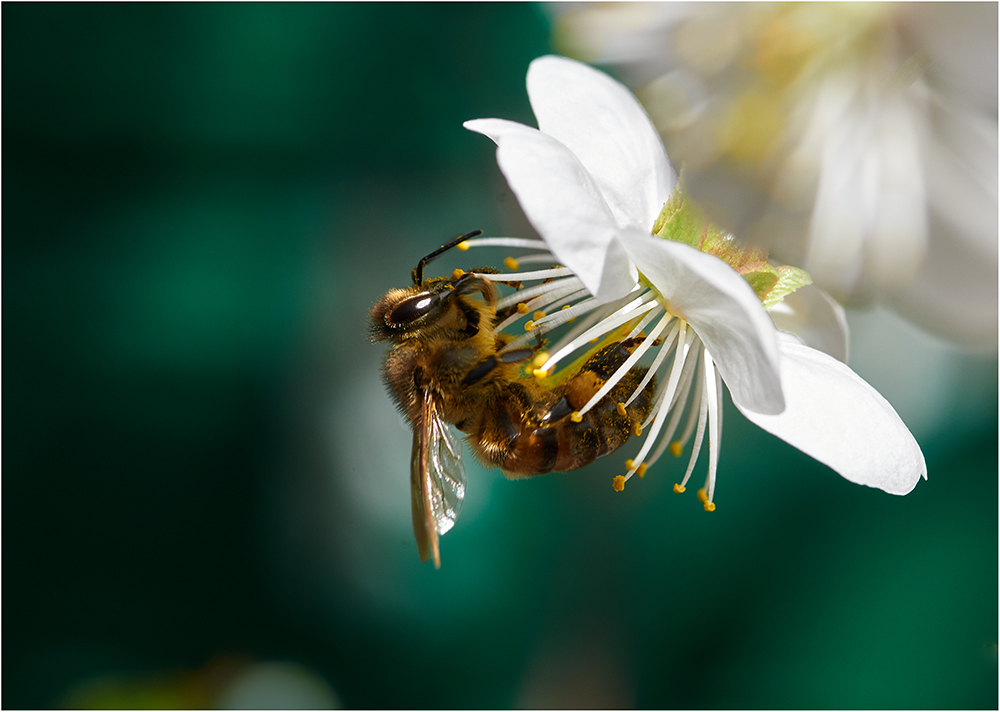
[
  {"x1": 761, "y1": 265, "x2": 812, "y2": 309},
  {"x1": 651, "y1": 178, "x2": 704, "y2": 249},
  {"x1": 652, "y1": 176, "x2": 812, "y2": 306},
  {"x1": 743, "y1": 269, "x2": 780, "y2": 301}
]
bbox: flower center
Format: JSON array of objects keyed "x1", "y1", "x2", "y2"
[{"x1": 652, "y1": 177, "x2": 813, "y2": 309}]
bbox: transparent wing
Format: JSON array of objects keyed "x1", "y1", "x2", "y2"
[
  {"x1": 425, "y1": 404, "x2": 467, "y2": 535},
  {"x1": 410, "y1": 387, "x2": 467, "y2": 568}
]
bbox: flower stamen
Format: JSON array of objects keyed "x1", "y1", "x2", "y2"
[
  {"x1": 572, "y1": 311, "x2": 670, "y2": 420},
  {"x1": 496, "y1": 277, "x2": 583, "y2": 311},
  {"x1": 623, "y1": 323, "x2": 696, "y2": 482},
  {"x1": 460, "y1": 237, "x2": 549, "y2": 251},
  {"x1": 536, "y1": 291, "x2": 658, "y2": 375},
  {"x1": 476, "y1": 267, "x2": 574, "y2": 282}
]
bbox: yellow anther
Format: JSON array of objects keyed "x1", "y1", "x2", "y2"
[
  {"x1": 636, "y1": 462, "x2": 647, "y2": 478},
  {"x1": 616, "y1": 402, "x2": 627, "y2": 417},
  {"x1": 504, "y1": 256, "x2": 520, "y2": 270},
  {"x1": 669, "y1": 441, "x2": 683, "y2": 457},
  {"x1": 673, "y1": 483, "x2": 686, "y2": 494},
  {"x1": 704, "y1": 501, "x2": 716, "y2": 512},
  {"x1": 532, "y1": 352, "x2": 549, "y2": 367},
  {"x1": 697, "y1": 487, "x2": 708, "y2": 504},
  {"x1": 457, "y1": 241, "x2": 470, "y2": 251},
  {"x1": 633, "y1": 422, "x2": 643, "y2": 437},
  {"x1": 625, "y1": 458, "x2": 635, "y2": 471},
  {"x1": 533, "y1": 310, "x2": 546, "y2": 320},
  {"x1": 516, "y1": 302, "x2": 530, "y2": 314},
  {"x1": 533, "y1": 368, "x2": 550, "y2": 379},
  {"x1": 452, "y1": 268, "x2": 465, "y2": 279},
  {"x1": 612, "y1": 475, "x2": 625, "y2": 492},
  {"x1": 524, "y1": 320, "x2": 536, "y2": 332},
  {"x1": 570, "y1": 411, "x2": 583, "y2": 423},
  {"x1": 561, "y1": 304, "x2": 572, "y2": 310}
]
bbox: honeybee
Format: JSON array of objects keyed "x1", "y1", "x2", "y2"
[{"x1": 370, "y1": 231, "x2": 655, "y2": 567}]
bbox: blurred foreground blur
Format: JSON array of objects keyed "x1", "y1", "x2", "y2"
[{"x1": 555, "y1": 2, "x2": 998, "y2": 349}]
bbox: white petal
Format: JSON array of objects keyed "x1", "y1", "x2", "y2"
[
  {"x1": 738, "y1": 336, "x2": 926, "y2": 495},
  {"x1": 884, "y1": 101, "x2": 998, "y2": 350},
  {"x1": 464, "y1": 118, "x2": 638, "y2": 302},
  {"x1": 769, "y1": 284, "x2": 849, "y2": 363},
  {"x1": 526, "y1": 55, "x2": 675, "y2": 232},
  {"x1": 622, "y1": 233, "x2": 784, "y2": 414}
]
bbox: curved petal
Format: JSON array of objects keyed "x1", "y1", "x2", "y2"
[
  {"x1": 464, "y1": 117, "x2": 638, "y2": 302},
  {"x1": 622, "y1": 233, "x2": 785, "y2": 414},
  {"x1": 526, "y1": 55, "x2": 675, "y2": 232},
  {"x1": 738, "y1": 336, "x2": 926, "y2": 495},
  {"x1": 769, "y1": 284, "x2": 850, "y2": 363}
]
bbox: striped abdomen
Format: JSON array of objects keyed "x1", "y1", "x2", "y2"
[{"x1": 470, "y1": 341, "x2": 655, "y2": 477}]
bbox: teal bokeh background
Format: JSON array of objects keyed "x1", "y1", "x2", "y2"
[{"x1": 4, "y1": 3, "x2": 996, "y2": 709}]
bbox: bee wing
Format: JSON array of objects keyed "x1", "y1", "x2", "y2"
[{"x1": 411, "y1": 387, "x2": 467, "y2": 569}]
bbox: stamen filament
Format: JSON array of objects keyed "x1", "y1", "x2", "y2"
[
  {"x1": 523, "y1": 294, "x2": 603, "y2": 339},
  {"x1": 544, "y1": 287, "x2": 643, "y2": 357},
  {"x1": 539, "y1": 292, "x2": 659, "y2": 374},
  {"x1": 624, "y1": 319, "x2": 680, "y2": 408},
  {"x1": 460, "y1": 237, "x2": 550, "y2": 250},
  {"x1": 624, "y1": 324, "x2": 695, "y2": 481},
  {"x1": 496, "y1": 277, "x2": 582, "y2": 311},
  {"x1": 476, "y1": 267, "x2": 574, "y2": 282},
  {"x1": 645, "y1": 345, "x2": 702, "y2": 468},
  {"x1": 494, "y1": 283, "x2": 585, "y2": 335},
  {"x1": 507, "y1": 252, "x2": 564, "y2": 265},
  {"x1": 625, "y1": 307, "x2": 662, "y2": 341},
  {"x1": 703, "y1": 356, "x2": 723, "y2": 507},
  {"x1": 677, "y1": 352, "x2": 711, "y2": 491},
  {"x1": 641, "y1": 323, "x2": 694, "y2": 430},
  {"x1": 543, "y1": 286, "x2": 592, "y2": 313},
  {"x1": 574, "y1": 311, "x2": 670, "y2": 419}
]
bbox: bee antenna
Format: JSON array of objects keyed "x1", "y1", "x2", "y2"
[{"x1": 412, "y1": 230, "x2": 483, "y2": 285}]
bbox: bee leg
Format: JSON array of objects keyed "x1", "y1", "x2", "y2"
[
  {"x1": 498, "y1": 348, "x2": 535, "y2": 364},
  {"x1": 461, "y1": 355, "x2": 500, "y2": 387},
  {"x1": 461, "y1": 346, "x2": 536, "y2": 388}
]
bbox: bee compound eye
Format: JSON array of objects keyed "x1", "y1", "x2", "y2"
[{"x1": 387, "y1": 292, "x2": 437, "y2": 327}]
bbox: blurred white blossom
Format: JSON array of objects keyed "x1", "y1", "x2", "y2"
[{"x1": 553, "y1": 2, "x2": 998, "y2": 349}]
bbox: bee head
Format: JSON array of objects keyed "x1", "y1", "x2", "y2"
[
  {"x1": 370, "y1": 285, "x2": 444, "y2": 342},
  {"x1": 371, "y1": 231, "x2": 497, "y2": 343},
  {"x1": 370, "y1": 270, "x2": 497, "y2": 343}
]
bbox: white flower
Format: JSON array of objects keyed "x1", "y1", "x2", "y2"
[
  {"x1": 552, "y1": 3, "x2": 998, "y2": 351},
  {"x1": 463, "y1": 55, "x2": 925, "y2": 506}
]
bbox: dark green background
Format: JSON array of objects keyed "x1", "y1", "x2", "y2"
[{"x1": 4, "y1": 3, "x2": 997, "y2": 709}]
